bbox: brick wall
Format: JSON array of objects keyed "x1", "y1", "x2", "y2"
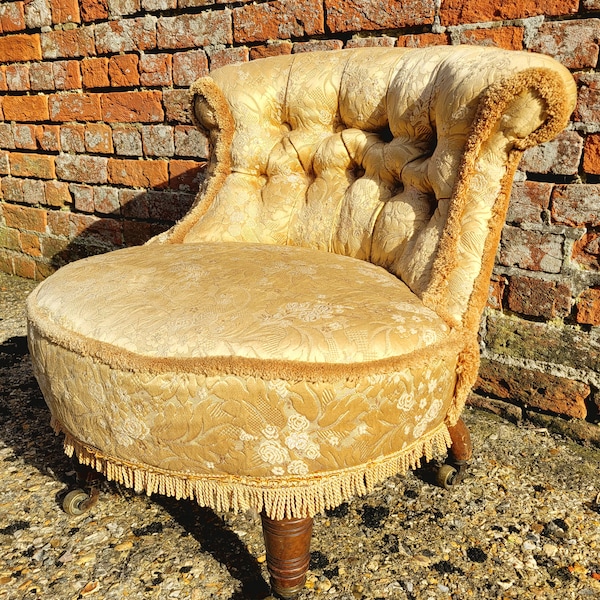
[{"x1": 0, "y1": 0, "x2": 599, "y2": 425}]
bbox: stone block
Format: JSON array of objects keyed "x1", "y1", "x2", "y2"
[{"x1": 477, "y1": 358, "x2": 589, "y2": 419}]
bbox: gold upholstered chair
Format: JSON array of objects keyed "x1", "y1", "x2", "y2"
[{"x1": 27, "y1": 46, "x2": 575, "y2": 598}]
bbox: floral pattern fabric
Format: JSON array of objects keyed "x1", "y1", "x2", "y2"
[{"x1": 30, "y1": 243, "x2": 450, "y2": 364}]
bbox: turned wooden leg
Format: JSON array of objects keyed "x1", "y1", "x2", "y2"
[
  {"x1": 447, "y1": 417, "x2": 473, "y2": 464},
  {"x1": 260, "y1": 513, "x2": 313, "y2": 599}
]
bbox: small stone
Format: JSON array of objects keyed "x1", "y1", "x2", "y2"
[
  {"x1": 523, "y1": 540, "x2": 537, "y2": 552},
  {"x1": 114, "y1": 541, "x2": 133, "y2": 552},
  {"x1": 543, "y1": 543, "x2": 559, "y2": 557},
  {"x1": 80, "y1": 581, "x2": 100, "y2": 596}
]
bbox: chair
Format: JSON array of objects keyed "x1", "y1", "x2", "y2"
[{"x1": 27, "y1": 46, "x2": 575, "y2": 598}]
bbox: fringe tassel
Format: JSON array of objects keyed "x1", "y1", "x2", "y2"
[{"x1": 55, "y1": 421, "x2": 452, "y2": 520}]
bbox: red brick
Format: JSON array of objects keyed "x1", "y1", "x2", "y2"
[
  {"x1": 101, "y1": 91, "x2": 164, "y2": 123},
  {"x1": 507, "y1": 181, "x2": 553, "y2": 224},
  {"x1": 574, "y1": 73, "x2": 600, "y2": 123},
  {"x1": 29, "y1": 61, "x2": 55, "y2": 90},
  {"x1": 440, "y1": 0, "x2": 577, "y2": 26},
  {"x1": 85, "y1": 123, "x2": 113, "y2": 153},
  {"x1": 22, "y1": 178, "x2": 45, "y2": 203},
  {"x1": 209, "y1": 47, "x2": 248, "y2": 70},
  {"x1": 36, "y1": 125, "x2": 61, "y2": 151},
  {"x1": 169, "y1": 159, "x2": 204, "y2": 190},
  {"x1": 109, "y1": 0, "x2": 140, "y2": 16},
  {"x1": 172, "y1": 50, "x2": 208, "y2": 86},
  {"x1": 0, "y1": 251, "x2": 14, "y2": 276},
  {"x1": 68, "y1": 213, "x2": 123, "y2": 246},
  {"x1": 576, "y1": 287, "x2": 600, "y2": 325},
  {"x1": 142, "y1": 125, "x2": 174, "y2": 157},
  {"x1": 5, "y1": 63, "x2": 30, "y2": 91},
  {"x1": 0, "y1": 33, "x2": 42, "y2": 62},
  {"x1": 249, "y1": 41, "x2": 293, "y2": 60},
  {"x1": 23, "y1": 0, "x2": 52, "y2": 29},
  {"x1": 528, "y1": 19, "x2": 600, "y2": 69},
  {"x1": 13, "y1": 124, "x2": 38, "y2": 149},
  {"x1": 345, "y1": 36, "x2": 397, "y2": 48},
  {"x1": 163, "y1": 89, "x2": 191, "y2": 123},
  {"x1": 53, "y1": 60, "x2": 82, "y2": 90},
  {"x1": 0, "y1": 151, "x2": 8, "y2": 174},
  {"x1": 143, "y1": 0, "x2": 176, "y2": 9},
  {"x1": 157, "y1": 12, "x2": 233, "y2": 49},
  {"x1": 123, "y1": 219, "x2": 166, "y2": 246},
  {"x1": 551, "y1": 184, "x2": 600, "y2": 227},
  {"x1": 3, "y1": 203, "x2": 47, "y2": 232},
  {"x1": 80, "y1": 0, "x2": 108, "y2": 21},
  {"x1": 487, "y1": 275, "x2": 506, "y2": 310},
  {"x1": 19, "y1": 230, "x2": 42, "y2": 257},
  {"x1": 47, "y1": 209, "x2": 71, "y2": 236},
  {"x1": 0, "y1": 225, "x2": 20, "y2": 252},
  {"x1": 108, "y1": 54, "x2": 139, "y2": 87},
  {"x1": 10, "y1": 152, "x2": 55, "y2": 179},
  {"x1": 81, "y1": 57, "x2": 109, "y2": 89},
  {"x1": 292, "y1": 39, "x2": 343, "y2": 53},
  {"x1": 326, "y1": 0, "x2": 431, "y2": 33},
  {"x1": 174, "y1": 125, "x2": 209, "y2": 158},
  {"x1": 3, "y1": 95, "x2": 49, "y2": 122},
  {"x1": 140, "y1": 53, "x2": 173, "y2": 87},
  {"x1": 477, "y1": 358, "x2": 588, "y2": 420},
  {"x1": 51, "y1": 0, "x2": 80, "y2": 24},
  {"x1": 0, "y1": 66, "x2": 6, "y2": 91},
  {"x1": 13, "y1": 254, "x2": 36, "y2": 279},
  {"x1": 233, "y1": 1, "x2": 321, "y2": 43},
  {"x1": 458, "y1": 26, "x2": 524, "y2": 50},
  {"x1": 55, "y1": 154, "x2": 108, "y2": 183},
  {"x1": 112, "y1": 125, "x2": 142, "y2": 156},
  {"x1": 572, "y1": 231, "x2": 600, "y2": 270},
  {"x1": 120, "y1": 188, "x2": 149, "y2": 218},
  {"x1": 498, "y1": 226, "x2": 563, "y2": 273},
  {"x1": 45, "y1": 180, "x2": 71, "y2": 207},
  {"x1": 41, "y1": 28, "x2": 95, "y2": 59},
  {"x1": 60, "y1": 124, "x2": 86, "y2": 153},
  {"x1": 94, "y1": 186, "x2": 120, "y2": 214},
  {"x1": 507, "y1": 275, "x2": 571, "y2": 319},
  {"x1": 0, "y1": 123, "x2": 15, "y2": 149},
  {"x1": 520, "y1": 131, "x2": 583, "y2": 176},
  {"x1": 0, "y1": 2, "x2": 26, "y2": 32},
  {"x1": 2, "y1": 177, "x2": 24, "y2": 202},
  {"x1": 95, "y1": 17, "x2": 156, "y2": 53},
  {"x1": 145, "y1": 190, "x2": 188, "y2": 221},
  {"x1": 70, "y1": 182, "x2": 94, "y2": 212},
  {"x1": 396, "y1": 32, "x2": 450, "y2": 47},
  {"x1": 49, "y1": 93, "x2": 101, "y2": 122},
  {"x1": 108, "y1": 158, "x2": 169, "y2": 188},
  {"x1": 583, "y1": 134, "x2": 600, "y2": 174}
]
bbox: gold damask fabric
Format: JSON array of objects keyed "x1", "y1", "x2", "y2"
[{"x1": 167, "y1": 46, "x2": 576, "y2": 326}]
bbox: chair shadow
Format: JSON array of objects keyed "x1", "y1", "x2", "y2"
[{"x1": 0, "y1": 335, "x2": 271, "y2": 600}]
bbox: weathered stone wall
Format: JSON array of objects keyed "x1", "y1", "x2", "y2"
[{"x1": 0, "y1": 0, "x2": 598, "y2": 426}]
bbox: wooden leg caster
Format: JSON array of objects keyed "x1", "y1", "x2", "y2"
[
  {"x1": 440, "y1": 417, "x2": 473, "y2": 487},
  {"x1": 260, "y1": 513, "x2": 313, "y2": 599}
]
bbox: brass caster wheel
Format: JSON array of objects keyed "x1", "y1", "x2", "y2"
[
  {"x1": 436, "y1": 464, "x2": 458, "y2": 490},
  {"x1": 63, "y1": 489, "x2": 91, "y2": 516}
]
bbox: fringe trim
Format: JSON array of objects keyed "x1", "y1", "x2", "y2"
[{"x1": 52, "y1": 416, "x2": 452, "y2": 520}]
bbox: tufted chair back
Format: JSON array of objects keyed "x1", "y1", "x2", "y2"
[{"x1": 160, "y1": 46, "x2": 575, "y2": 329}]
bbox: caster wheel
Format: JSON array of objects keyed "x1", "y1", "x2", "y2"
[
  {"x1": 63, "y1": 489, "x2": 91, "y2": 516},
  {"x1": 436, "y1": 464, "x2": 458, "y2": 490}
]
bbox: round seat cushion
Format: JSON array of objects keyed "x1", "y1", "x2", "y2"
[{"x1": 27, "y1": 242, "x2": 462, "y2": 517}]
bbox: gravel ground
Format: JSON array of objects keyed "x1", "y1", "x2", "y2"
[{"x1": 1, "y1": 271, "x2": 600, "y2": 600}]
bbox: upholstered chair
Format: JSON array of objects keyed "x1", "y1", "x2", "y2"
[{"x1": 27, "y1": 46, "x2": 575, "y2": 598}]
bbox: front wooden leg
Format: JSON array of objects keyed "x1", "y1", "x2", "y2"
[{"x1": 260, "y1": 513, "x2": 313, "y2": 599}]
